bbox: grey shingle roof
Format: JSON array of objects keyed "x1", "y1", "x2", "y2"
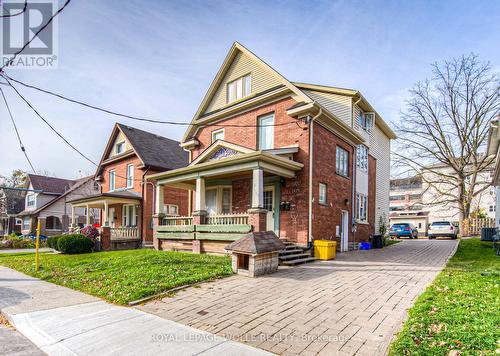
[
  {"x1": 117, "y1": 124, "x2": 188, "y2": 170},
  {"x1": 28, "y1": 174, "x2": 76, "y2": 195},
  {"x1": 225, "y1": 231, "x2": 285, "y2": 254}
]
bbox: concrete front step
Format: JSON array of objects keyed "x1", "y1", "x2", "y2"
[
  {"x1": 279, "y1": 253, "x2": 311, "y2": 261},
  {"x1": 279, "y1": 248, "x2": 304, "y2": 255},
  {"x1": 281, "y1": 257, "x2": 317, "y2": 266}
]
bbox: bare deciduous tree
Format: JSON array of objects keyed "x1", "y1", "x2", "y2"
[{"x1": 393, "y1": 54, "x2": 500, "y2": 230}]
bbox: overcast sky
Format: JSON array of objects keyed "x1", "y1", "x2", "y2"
[{"x1": 1, "y1": 0, "x2": 499, "y2": 179}]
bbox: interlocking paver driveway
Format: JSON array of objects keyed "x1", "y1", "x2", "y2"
[{"x1": 139, "y1": 240, "x2": 458, "y2": 355}]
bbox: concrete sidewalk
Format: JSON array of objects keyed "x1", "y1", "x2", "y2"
[
  {"x1": 0, "y1": 266, "x2": 271, "y2": 356},
  {"x1": 0, "y1": 248, "x2": 55, "y2": 254}
]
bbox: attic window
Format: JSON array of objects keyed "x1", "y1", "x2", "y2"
[
  {"x1": 211, "y1": 129, "x2": 224, "y2": 143},
  {"x1": 227, "y1": 74, "x2": 251, "y2": 103},
  {"x1": 115, "y1": 141, "x2": 125, "y2": 155}
]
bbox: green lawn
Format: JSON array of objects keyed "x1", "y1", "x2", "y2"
[
  {"x1": 389, "y1": 238, "x2": 499, "y2": 355},
  {"x1": 0, "y1": 249, "x2": 232, "y2": 304}
]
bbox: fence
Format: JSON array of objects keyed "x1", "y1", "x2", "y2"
[{"x1": 462, "y1": 217, "x2": 495, "y2": 236}]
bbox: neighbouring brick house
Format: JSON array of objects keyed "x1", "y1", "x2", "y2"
[
  {"x1": 150, "y1": 42, "x2": 396, "y2": 254},
  {"x1": 16, "y1": 174, "x2": 100, "y2": 236},
  {"x1": 68, "y1": 123, "x2": 189, "y2": 245}
]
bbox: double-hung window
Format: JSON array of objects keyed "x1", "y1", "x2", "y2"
[
  {"x1": 109, "y1": 170, "x2": 116, "y2": 191},
  {"x1": 227, "y1": 74, "x2": 251, "y2": 103},
  {"x1": 356, "y1": 145, "x2": 368, "y2": 172},
  {"x1": 319, "y1": 183, "x2": 327, "y2": 205},
  {"x1": 26, "y1": 194, "x2": 35, "y2": 207},
  {"x1": 336, "y1": 146, "x2": 349, "y2": 177},
  {"x1": 258, "y1": 113, "x2": 274, "y2": 150},
  {"x1": 356, "y1": 193, "x2": 368, "y2": 222},
  {"x1": 126, "y1": 164, "x2": 134, "y2": 188}
]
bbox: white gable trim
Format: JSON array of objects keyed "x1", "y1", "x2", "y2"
[{"x1": 190, "y1": 140, "x2": 254, "y2": 166}]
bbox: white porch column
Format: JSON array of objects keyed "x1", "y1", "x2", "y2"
[
  {"x1": 71, "y1": 205, "x2": 75, "y2": 226},
  {"x1": 155, "y1": 184, "x2": 165, "y2": 215},
  {"x1": 104, "y1": 201, "x2": 109, "y2": 227},
  {"x1": 195, "y1": 177, "x2": 206, "y2": 212},
  {"x1": 251, "y1": 168, "x2": 264, "y2": 209},
  {"x1": 86, "y1": 204, "x2": 90, "y2": 225}
]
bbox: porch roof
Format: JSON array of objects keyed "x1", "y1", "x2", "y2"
[
  {"x1": 68, "y1": 191, "x2": 142, "y2": 208},
  {"x1": 148, "y1": 151, "x2": 303, "y2": 187}
]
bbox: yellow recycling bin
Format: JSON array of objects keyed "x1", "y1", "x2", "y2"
[{"x1": 314, "y1": 240, "x2": 337, "y2": 260}]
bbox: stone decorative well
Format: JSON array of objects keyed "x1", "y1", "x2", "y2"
[{"x1": 225, "y1": 231, "x2": 285, "y2": 277}]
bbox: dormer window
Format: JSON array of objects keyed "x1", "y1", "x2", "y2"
[
  {"x1": 227, "y1": 74, "x2": 251, "y2": 103},
  {"x1": 115, "y1": 141, "x2": 125, "y2": 155},
  {"x1": 359, "y1": 111, "x2": 375, "y2": 132}
]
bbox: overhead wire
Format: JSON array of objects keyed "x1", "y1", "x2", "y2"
[{"x1": 0, "y1": 86, "x2": 36, "y2": 173}]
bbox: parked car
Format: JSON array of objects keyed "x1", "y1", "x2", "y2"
[
  {"x1": 22, "y1": 234, "x2": 48, "y2": 241},
  {"x1": 389, "y1": 223, "x2": 419, "y2": 239},
  {"x1": 428, "y1": 221, "x2": 457, "y2": 239}
]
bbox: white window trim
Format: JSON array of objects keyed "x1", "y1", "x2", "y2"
[
  {"x1": 226, "y1": 74, "x2": 251, "y2": 103},
  {"x1": 205, "y1": 185, "x2": 232, "y2": 215},
  {"x1": 356, "y1": 193, "x2": 368, "y2": 222},
  {"x1": 319, "y1": 183, "x2": 327, "y2": 205},
  {"x1": 211, "y1": 128, "x2": 225, "y2": 143},
  {"x1": 360, "y1": 112, "x2": 375, "y2": 132},
  {"x1": 165, "y1": 204, "x2": 179, "y2": 216},
  {"x1": 26, "y1": 194, "x2": 36, "y2": 207},
  {"x1": 109, "y1": 170, "x2": 116, "y2": 192},
  {"x1": 126, "y1": 164, "x2": 134, "y2": 189},
  {"x1": 122, "y1": 204, "x2": 137, "y2": 226},
  {"x1": 356, "y1": 145, "x2": 368, "y2": 173},
  {"x1": 336, "y1": 146, "x2": 349, "y2": 177},
  {"x1": 115, "y1": 140, "x2": 126, "y2": 155},
  {"x1": 258, "y1": 113, "x2": 275, "y2": 150}
]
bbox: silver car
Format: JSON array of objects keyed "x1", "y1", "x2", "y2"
[{"x1": 428, "y1": 221, "x2": 458, "y2": 239}]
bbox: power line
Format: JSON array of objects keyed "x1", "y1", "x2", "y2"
[
  {"x1": 0, "y1": 73, "x2": 303, "y2": 129},
  {"x1": 0, "y1": 0, "x2": 72, "y2": 70},
  {"x1": 0, "y1": 86, "x2": 36, "y2": 173},
  {"x1": 0, "y1": 0, "x2": 27, "y2": 18},
  {"x1": 3, "y1": 78, "x2": 146, "y2": 183},
  {"x1": 3, "y1": 75, "x2": 98, "y2": 166}
]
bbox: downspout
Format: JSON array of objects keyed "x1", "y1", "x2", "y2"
[
  {"x1": 351, "y1": 96, "x2": 362, "y2": 249},
  {"x1": 308, "y1": 107, "x2": 323, "y2": 248}
]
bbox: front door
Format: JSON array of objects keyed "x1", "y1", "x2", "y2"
[
  {"x1": 263, "y1": 186, "x2": 275, "y2": 232},
  {"x1": 341, "y1": 210, "x2": 349, "y2": 252}
]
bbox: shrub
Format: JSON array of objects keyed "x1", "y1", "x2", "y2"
[
  {"x1": 57, "y1": 234, "x2": 94, "y2": 254},
  {"x1": 47, "y1": 235, "x2": 62, "y2": 250},
  {"x1": 81, "y1": 226, "x2": 99, "y2": 241},
  {"x1": 0, "y1": 239, "x2": 13, "y2": 249},
  {"x1": 10, "y1": 236, "x2": 36, "y2": 249}
]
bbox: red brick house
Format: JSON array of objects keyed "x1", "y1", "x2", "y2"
[
  {"x1": 150, "y1": 42, "x2": 396, "y2": 254},
  {"x1": 69, "y1": 123, "x2": 188, "y2": 245}
]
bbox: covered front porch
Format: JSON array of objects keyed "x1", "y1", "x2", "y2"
[
  {"x1": 69, "y1": 191, "x2": 142, "y2": 249},
  {"x1": 150, "y1": 147, "x2": 303, "y2": 254}
]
